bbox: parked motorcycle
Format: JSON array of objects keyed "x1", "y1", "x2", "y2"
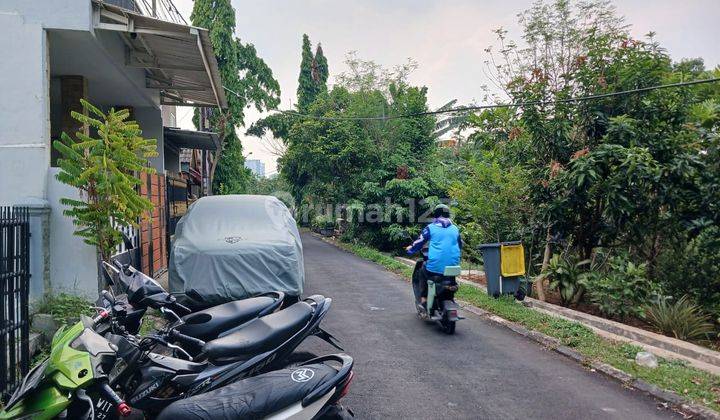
[
  {"x1": 97, "y1": 288, "x2": 343, "y2": 416},
  {"x1": 0, "y1": 312, "x2": 131, "y2": 419},
  {"x1": 155, "y1": 354, "x2": 354, "y2": 420},
  {"x1": 100, "y1": 260, "x2": 285, "y2": 343},
  {"x1": 0, "y1": 312, "x2": 354, "y2": 419},
  {"x1": 411, "y1": 248, "x2": 463, "y2": 334}
]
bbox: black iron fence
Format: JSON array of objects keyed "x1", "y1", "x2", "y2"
[{"x1": 0, "y1": 207, "x2": 30, "y2": 397}]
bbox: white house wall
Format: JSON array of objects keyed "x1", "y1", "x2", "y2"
[
  {"x1": 0, "y1": 13, "x2": 51, "y2": 205},
  {"x1": 0, "y1": 1, "x2": 167, "y2": 299},
  {"x1": 47, "y1": 168, "x2": 101, "y2": 300},
  {"x1": 1, "y1": 0, "x2": 92, "y2": 31}
]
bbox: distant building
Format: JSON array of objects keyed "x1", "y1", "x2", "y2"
[{"x1": 246, "y1": 159, "x2": 266, "y2": 178}]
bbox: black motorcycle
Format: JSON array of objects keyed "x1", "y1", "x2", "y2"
[
  {"x1": 8, "y1": 309, "x2": 355, "y2": 420},
  {"x1": 410, "y1": 248, "x2": 463, "y2": 334},
  {"x1": 99, "y1": 288, "x2": 343, "y2": 416},
  {"x1": 100, "y1": 260, "x2": 285, "y2": 346}
]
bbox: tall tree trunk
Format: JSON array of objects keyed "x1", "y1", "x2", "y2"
[
  {"x1": 209, "y1": 148, "x2": 222, "y2": 194},
  {"x1": 207, "y1": 110, "x2": 227, "y2": 195},
  {"x1": 536, "y1": 227, "x2": 552, "y2": 301}
]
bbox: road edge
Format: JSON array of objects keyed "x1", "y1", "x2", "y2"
[
  {"x1": 458, "y1": 302, "x2": 720, "y2": 420},
  {"x1": 311, "y1": 233, "x2": 720, "y2": 420}
]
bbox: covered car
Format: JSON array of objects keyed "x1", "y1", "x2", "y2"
[{"x1": 169, "y1": 195, "x2": 304, "y2": 307}]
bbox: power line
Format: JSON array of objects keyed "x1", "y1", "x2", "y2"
[{"x1": 265, "y1": 77, "x2": 720, "y2": 122}]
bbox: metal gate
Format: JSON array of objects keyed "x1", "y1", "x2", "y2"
[
  {"x1": 167, "y1": 175, "x2": 189, "y2": 236},
  {"x1": 0, "y1": 207, "x2": 30, "y2": 397}
]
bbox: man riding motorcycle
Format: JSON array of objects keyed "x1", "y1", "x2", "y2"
[{"x1": 406, "y1": 204, "x2": 462, "y2": 311}]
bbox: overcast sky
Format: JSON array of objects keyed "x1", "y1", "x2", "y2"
[{"x1": 172, "y1": 0, "x2": 720, "y2": 175}]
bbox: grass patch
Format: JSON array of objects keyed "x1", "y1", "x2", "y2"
[
  {"x1": 138, "y1": 309, "x2": 164, "y2": 336},
  {"x1": 332, "y1": 239, "x2": 414, "y2": 278},
  {"x1": 334, "y1": 237, "x2": 720, "y2": 412}
]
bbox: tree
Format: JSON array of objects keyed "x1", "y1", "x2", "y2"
[
  {"x1": 248, "y1": 35, "x2": 330, "y2": 161},
  {"x1": 281, "y1": 53, "x2": 438, "y2": 250},
  {"x1": 315, "y1": 43, "x2": 329, "y2": 92},
  {"x1": 53, "y1": 100, "x2": 157, "y2": 286},
  {"x1": 297, "y1": 34, "x2": 317, "y2": 111},
  {"x1": 213, "y1": 131, "x2": 252, "y2": 194},
  {"x1": 471, "y1": 0, "x2": 720, "y2": 310},
  {"x1": 191, "y1": 0, "x2": 280, "y2": 193}
]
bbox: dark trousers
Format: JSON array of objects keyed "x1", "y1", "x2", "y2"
[{"x1": 415, "y1": 263, "x2": 443, "y2": 299}]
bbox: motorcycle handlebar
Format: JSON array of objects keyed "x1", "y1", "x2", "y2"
[
  {"x1": 171, "y1": 301, "x2": 192, "y2": 315},
  {"x1": 169, "y1": 330, "x2": 206, "y2": 349},
  {"x1": 101, "y1": 290, "x2": 116, "y2": 305},
  {"x1": 97, "y1": 380, "x2": 132, "y2": 417}
]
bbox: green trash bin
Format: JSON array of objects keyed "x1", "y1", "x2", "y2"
[{"x1": 478, "y1": 241, "x2": 529, "y2": 300}]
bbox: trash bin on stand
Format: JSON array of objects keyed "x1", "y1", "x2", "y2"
[{"x1": 478, "y1": 241, "x2": 529, "y2": 300}]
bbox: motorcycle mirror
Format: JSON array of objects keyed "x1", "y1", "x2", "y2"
[
  {"x1": 160, "y1": 306, "x2": 182, "y2": 323},
  {"x1": 101, "y1": 289, "x2": 116, "y2": 305},
  {"x1": 101, "y1": 261, "x2": 119, "y2": 287},
  {"x1": 121, "y1": 232, "x2": 134, "y2": 251}
]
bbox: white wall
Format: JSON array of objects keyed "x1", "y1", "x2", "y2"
[
  {"x1": 47, "y1": 168, "x2": 100, "y2": 300},
  {"x1": 0, "y1": 1, "x2": 167, "y2": 300},
  {"x1": 1, "y1": 0, "x2": 92, "y2": 31},
  {"x1": 0, "y1": 14, "x2": 50, "y2": 205}
]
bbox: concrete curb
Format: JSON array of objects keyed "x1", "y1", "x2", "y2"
[
  {"x1": 392, "y1": 256, "x2": 720, "y2": 375},
  {"x1": 524, "y1": 298, "x2": 720, "y2": 369},
  {"x1": 458, "y1": 302, "x2": 720, "y2": 420},
  {"x1": 313, "y1": 236, "x2": 720, "y2": 419}
]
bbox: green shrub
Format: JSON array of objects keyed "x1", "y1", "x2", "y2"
[
  {"x1": 645, "y1": 296, "x2": 715, "y2": 341},
  {"x1": 585, "y1": 255, "x2": 661, "y2": 320},
  {"x1": 657, "y1": 226, "x2": 720, "y2": 319},
  {"x1": 37, "y1": 293, "x2": 94, "y2": 326},
  {"x1": 311, "y1": 214, "x2": 335, "y2": 231},
  {"x1": 535, "y1": 254, "x2": 590, "y2": 306}
]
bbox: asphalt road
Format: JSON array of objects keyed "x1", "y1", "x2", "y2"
[{"x1": 296, "y1": 232, "x2": 678, "y2": 420}]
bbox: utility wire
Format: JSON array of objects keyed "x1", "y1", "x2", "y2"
[{"x1": 246, "y1": 77, "x2": 720, "y2": 122}]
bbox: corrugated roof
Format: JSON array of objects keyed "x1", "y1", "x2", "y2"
[
  {"x1": 164, "y1": 127, "x2": 220, "y2": 150},
  {"x1": 92, "y1": 0, "x2": 227, "y2": 108}
]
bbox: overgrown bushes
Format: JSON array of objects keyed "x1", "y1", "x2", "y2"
[
  {"x1": 443, "y1": 1, "x2": 720, "y2": 337},
  {"x1": 311, "y1": 214, "x2": 335, "y2": 232},
  {"x1": 585, "y1": 256, "x2": 661, "y2": 320}
]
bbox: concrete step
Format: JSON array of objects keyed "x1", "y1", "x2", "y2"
[{"x1": 458, "y1": 278, "x2": 720, "y2": 375}]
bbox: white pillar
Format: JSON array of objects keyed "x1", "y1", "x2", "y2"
[
  {"x1": 14, "y1": 198, "x2": 51, "y2": 305},
  {"x1": 0, "y1": 15, "x2": 50, "y2": 205}
]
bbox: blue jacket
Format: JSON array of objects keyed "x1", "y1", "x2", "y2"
[{"x1": 407, "y1": 217, "x2": 461, "y2": 274}]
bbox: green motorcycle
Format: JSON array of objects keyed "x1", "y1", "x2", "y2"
[{"x1": 1, "y1": 312, "x2": 132, "y2": 420}]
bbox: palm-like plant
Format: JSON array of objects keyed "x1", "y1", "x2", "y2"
[
  {"x1": 645, "y1": 296, "x2": 715, "y2": 341},
  {"x1": 535, "y1": 254, "x2": 590, "y2": 306}
]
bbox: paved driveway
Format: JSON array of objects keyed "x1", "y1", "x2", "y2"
[{"x1": 297, "y1": 232, "x2": 677, "y2": 419}]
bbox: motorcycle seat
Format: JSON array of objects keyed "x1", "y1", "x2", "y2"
[
  {"x1": 156, "y1": 363, "x2": 336, "y2": 419},
  {"x1": 176, "y1": 296, "x2": 279, "y2": 341},
  {"x1": 203, "y1": 302, "x2": 314, "y2": 363}
]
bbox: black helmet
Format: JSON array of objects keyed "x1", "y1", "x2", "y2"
[{"x1": 433, "y1": 204, "x2": 450, "y2": 218}]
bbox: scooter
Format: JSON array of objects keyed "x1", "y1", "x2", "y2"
[
  {"x1": 98, "y1": 289, "x2": 343, "y2": 416},
  {"x1": 0, "y1": 312, "x2": 354, "y2": 420},
  {"x1": 411, "y1": 248, "x2": 463, "y2": 334},
  {"x1": 99, "y1": 260, "x2": 285, "y2": 344},
  {"x1": 155, "y1": 354, "x2": 354, "y2": 420}
]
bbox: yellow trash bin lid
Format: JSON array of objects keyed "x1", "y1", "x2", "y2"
[{"x1": 500, "y1": 243, "x2": 525, "y2": 277}]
